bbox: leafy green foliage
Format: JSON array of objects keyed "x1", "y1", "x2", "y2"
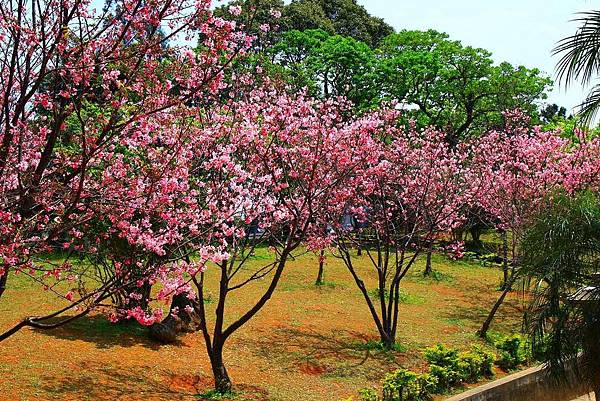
[
  {"x1": 218, "y1": 4, "x2": 550, "y2": 124},
  {"x1": 359, "y1": 388, "x2": 380, "y2": 401},
  {"x1": 284, "y1": 0, "x2": 393, "y2": 48},
  {"x1": 521, "y1": 192, "x2": 600, "y2": 387},
  {"x1": 461, "y1": 346, "x2": 496, "y2": 380},
  {"x1": 491, "y1": 334, "x2": 530, "y2": 371},
  {"x1": 554, "y1": 10, "x2": 600, "y2": 124},
  {"x1": 362, "y1": 345, "x2": 495, "y2": 400},
  {"x1": 215, "y1": 0, "x2": 393, "y2": 49},
  {"x1": 463, "y1": 251, "x2": 502, "y2": 267},
  {"x1": 376, "y1": 30, "x2": 551, "y2": 142},
  {"x1": 359, "y1": 370, "x2": 437, "y2": 401},
  {"x1": 424, "y1": 344, "x2": 495, "y2": 391},
  {"x1": 271, "y1": 29, "x2": 377, "y2": 106},
  {"x1": 541, "y1": 114, "x2": 600, "y2": 143},
  {"x1": 540, "y1": 103, "x2": 568, "y2": 124},
  {"x1": 381, "y1": 369, "x2": 437, "y2": 401},
  {"x1": 196, "y1": 389, "x2": 235, "y2": 399}
]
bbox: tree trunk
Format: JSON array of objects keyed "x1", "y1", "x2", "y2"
[
  {"x1": 470, "y1": 226, "x2": 483, "y2": 249},
  {"x1": 478, "y1": 278, "x2": 514, "y2": 338},
  {"x1": 0, "y1": 269, "x2": 8, "y2": 300},
  {"x1": 501, "y1": 231, "x2": 509, "y2": 289},
  {"x1": 193, "y1": 244, "x2": 294, "y2": 394},
  {"x1": 341, "y1": 250, "x2": 388, "y2": 347},
  {"x1": 591, "y1": 381, "x2": 600, "y2": 401},
  {"x1": 424, "y1": 241, "x2": 433, "y2": 276},
  {"x1": 590, "y1": 370, "x2": 600, "y2": 401},
  {"x1": 380, "y1": 331, "x2": 395, "y2": 350},
  {"x1": 452, "y1": 228, "x2": 464, "y2": 242},
  {"x1": 592, "y1": 383, "x2": 600, "y2": 401},
  {"x1": 380, "y1": 296, "x2": 397, "y2": 350},
  {"x1": 150, "y1": 292, "x2": 201, "y2": 344},
  {"x1": 315, "y1": 250, "x2": 325, "y2": 285},
  {"x1": 196, "y1": 268, "x2": 233, "y2": 395},
  {"x1": 210, "y1": 341, "x2": 232, "y2": 394}
]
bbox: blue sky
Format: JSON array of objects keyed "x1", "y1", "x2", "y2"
[{"x1": 355, "y1": 0, "x2": 600, "y2": 113}]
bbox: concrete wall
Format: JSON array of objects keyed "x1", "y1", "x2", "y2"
[{"x1": 444, "y1": 364, "x2": 591, "y2": 401}]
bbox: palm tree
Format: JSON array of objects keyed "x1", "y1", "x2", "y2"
[
  {"x1": 521, "y1": 192, "x2": 600, "y2": 396},
  {"x1": 554, "y1": 10, "x2": 600, "y2": 125}
]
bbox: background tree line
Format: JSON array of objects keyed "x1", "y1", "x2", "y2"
[{"x1": 216, "y1": 0, "x2": 553, "y2": 144}]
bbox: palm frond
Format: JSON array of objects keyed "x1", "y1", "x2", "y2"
[
  {"x1": 522, "y1": 192, "x2": 600, "y2": 388},
  {"x1": 576, "y1": 83, "x2": 600, "y2": 126},
  {"x1": 554, "y1": 11, "x2": 600, "y2": 87}
]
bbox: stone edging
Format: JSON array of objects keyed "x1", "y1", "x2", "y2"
[{"x1": 444, "y1": 363, "x2": 589, "y2": 401}]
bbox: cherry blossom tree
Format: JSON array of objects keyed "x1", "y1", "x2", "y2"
[
  {"x1": 0, "y1": 0, "x2": 370, "y2": 392},
  {"x1": 182, "y1": 91, "x2": 378, "y2": 393},
  {"x1": 323, "y1": 115, "x2": 475, "y2": 348},
  {"x1": 0, "y1": 0, "x2": 246, "y2": 340}
]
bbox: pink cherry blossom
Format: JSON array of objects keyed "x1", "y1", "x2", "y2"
[{"x1": 228, "y1": 5, "x2": 242, "y2": 16}]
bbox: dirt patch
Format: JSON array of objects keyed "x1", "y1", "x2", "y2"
[
  {"x1": 166, "y1": 374, "x2": 206, "y2": 393},
  {"x1": 299, "y1": 361, "x2": 328, "y2": 375}
]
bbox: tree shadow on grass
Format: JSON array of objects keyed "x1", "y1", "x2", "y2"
[
  {"x1": 33, "y1": 315, "x2": 168, "y2": 350},
  {"x1": 40, "y1": 365, "x2": 191, "y2": 401},
  {"x1": 248, "y1": 327, "x2": 419, "y2": 381},
  {"x1": 39, "y1": 361, "x2": 270, "y2": 401},
  {"x1": 440, "y1": 283, "x2": 524, "y2": 333}
]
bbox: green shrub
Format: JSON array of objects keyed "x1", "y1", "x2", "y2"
[
  {"x1": 382, "y1": 369, "x2": 437, "y2": 401},
  {"x1": 427, "y1": 364, "x2": 461, "y2": 392},
  {"x1": 474, "y1": 346, "x2": 496, "y2": 377},
  {"x1": 530, "y1": 335, "x2": 550, "y2": 361},
  {"x1": 361, "y1": 345, "x2": 496, "y2": 400},
  {"x1": 479, "y1": 253, "x2": 501, "y2": 267},
  {"x1": 457, "y1": 346, "x2": 495, "y2": 382},
  {"x1": 359, "y1": 369, "x2": 437, "y2": 401},
  {"x1": 425, "y1": 344, "x2": 495, "y2": 392},
  {"x1": 461, "y1": 251, "x2": 501, "y2": 267},
  {"x1": 463, "y1": 251, "x2": 478, "y2": 260},
  {"x1": 493, "y1": 334, "x2": 530, "y2": 371},
  {"x1": 424, "y1": 344, "x2": 459, "y2": 366},
  {"x1": 359, "y1": 388, "x2": 380, "y2": 401}
]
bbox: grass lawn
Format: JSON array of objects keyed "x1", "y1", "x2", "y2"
[{"x1": 0, "y1": 250, "x2": 524, "y2": 401}]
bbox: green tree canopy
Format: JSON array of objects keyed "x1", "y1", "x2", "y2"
[
  {"x1": 214, "y1": 0, "x2": 394, "y2": 49},
  {"x1": 283, "y1": 0, "x2": 394, "y2": 48},
  {"x1": 271, "y1": 29, "x2": 377, "y2": 105},
  {"x1": 540, "y1": 103, "x2": 568, "y2": 124},
  {"x1": 214, "y1": 7, "x2": 551, "y2": 139},
  {"x1": 376, "y1": 30, "x2": 552, "y2": 142}
]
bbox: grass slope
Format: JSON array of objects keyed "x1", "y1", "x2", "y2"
[{"x1": 0, "y1": 251, "x2": 522, "y2": 401}]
